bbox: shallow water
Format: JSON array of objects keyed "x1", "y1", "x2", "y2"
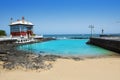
[{"x1": 17, "y1": 39, "x2": 116, "y2": 57}]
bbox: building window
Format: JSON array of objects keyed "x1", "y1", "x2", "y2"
[
  {"x1": 10, "y1": 26, "x2": 20, "y2": 32},
  {"x1": 21, "y1": 26, "x2": 27, "y2": 32}
]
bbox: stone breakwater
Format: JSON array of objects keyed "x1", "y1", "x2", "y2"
[{"x1": 87, "y1": 37, "x2": 120, "y2": 53}]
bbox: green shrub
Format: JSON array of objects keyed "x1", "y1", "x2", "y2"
[{"x1": 0, "y1": 30, "x2": 6, "y2": 36}]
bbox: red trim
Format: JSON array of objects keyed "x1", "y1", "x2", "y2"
[
  {"x1": 21, "y1": 31, "x2": 27, "y2": 36},
  {"x1": 11, "y1": 32, "x2": 27, "y2": 36},
  {"x1": 27, "y1": 30, "x2": 33, "y2": 35}
]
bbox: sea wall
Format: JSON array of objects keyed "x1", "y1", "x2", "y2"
[
  {"x1": 0, "y1": 39, "x2": 17, "y2": 44},
  {"x1": 88, "y1": 37, "x2": 120, "y2": 53}
]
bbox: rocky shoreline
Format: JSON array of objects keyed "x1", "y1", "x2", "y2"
[
  {"x1": 0, "y1": 42, "x2": 61, "y2": 70},
  {"x1": 1, "y1": 39, "x2": 119, "y2": 71}
]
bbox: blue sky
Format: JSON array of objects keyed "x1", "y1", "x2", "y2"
[{"x1": 0, "y1": 0, "x2": 120, "y2": 35}]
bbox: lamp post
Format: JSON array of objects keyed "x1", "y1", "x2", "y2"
[
  {"x1": 102, "y1": 29, "x2": 104, "y2": 35},
  {"x1": 89, "y1": 25, "x2": 94, "y2": 37}
]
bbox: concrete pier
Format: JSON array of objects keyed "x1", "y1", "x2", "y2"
[
  {"x1": 87, "y1": 37, "x2": 120, "y2": 53},
  {"x1": 0, "y1": 39, "x2": 17, "y2": 44}
]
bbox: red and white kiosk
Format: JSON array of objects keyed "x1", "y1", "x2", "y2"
[{"x1": 9, "y1": 17, "x2": 34, "y2": 39}]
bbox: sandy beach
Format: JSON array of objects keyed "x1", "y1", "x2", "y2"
[{"x1": 0, "y1": 57, "x2": 120, "y2": 80}]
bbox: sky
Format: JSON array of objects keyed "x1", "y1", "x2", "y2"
[{"x1": 0, "y1": 0, "x2": 120, "y2": 35}]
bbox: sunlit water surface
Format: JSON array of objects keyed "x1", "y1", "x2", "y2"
[{"x1": 17, "y1": 39, "x2": 116, "y2": 57}]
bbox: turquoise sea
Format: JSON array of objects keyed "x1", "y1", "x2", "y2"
[{"x1": 17, "y1": 38, "x2": 116, "y2": 57}]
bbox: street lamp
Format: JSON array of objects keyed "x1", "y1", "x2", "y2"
[
  {"x1": 89, "y1": 25, "x2": 94, "y2": 37},
  {"x1": 102, "y1": 29, "x2": 104, "y2": 35}
]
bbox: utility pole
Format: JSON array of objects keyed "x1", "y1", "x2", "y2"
[{"x1": 89, "y1": 25, "x2": 94, "y2": 37}]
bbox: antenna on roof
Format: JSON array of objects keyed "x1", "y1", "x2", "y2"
[
  {"x1": 22, "y1": 16, "x2": 25, "y2": 23},
  {"x1": 17, "y1": 19, "x2": 20, "y2": 21},
  {"x1": 22, "y1": 16, "x2": 25, "y2": 20},
  {"x1": 10, "y1": 18, "x2": 13, "y2": 23}
]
